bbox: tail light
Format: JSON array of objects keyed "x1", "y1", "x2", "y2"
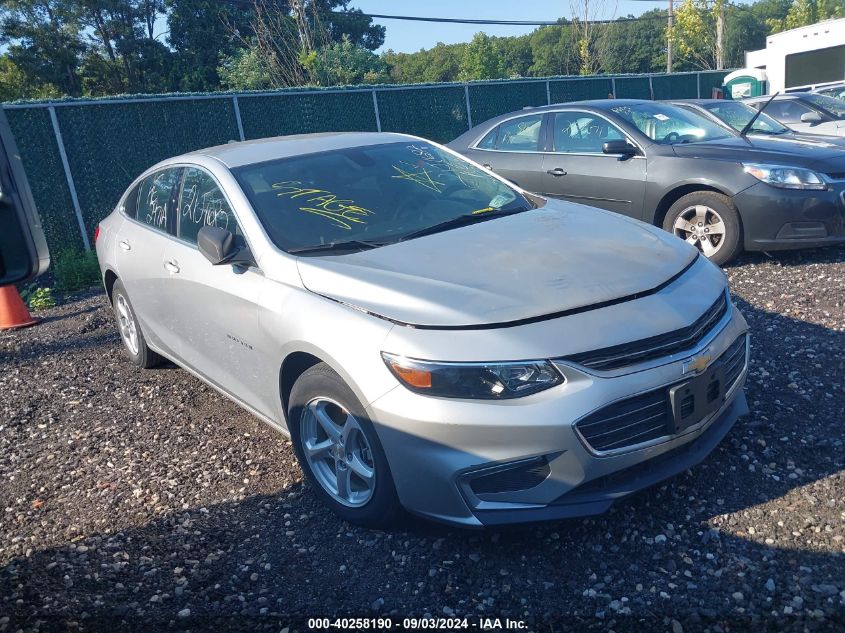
[{"x1": 93, "y1": 224, "x2": 100, "y2": 244}]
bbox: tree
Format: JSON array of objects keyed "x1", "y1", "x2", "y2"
[
  {"x1": 166, "y1": 0, "x2": 256, "y2": 91},
  {"x1": 603, "y1": 12, "x2": 668, "y2": 74},
  {"x1": 528, "y1": 23, "x2": 578, "y2": 76},
  {"x1": 458, "y1": 32, "x2": 504, "y2": 81},
  {"x1": 0, "y1": 0, "x2": 86, "y2": 95},
  {"x1": 0, "y1": 55, "x2": 62, "y2": 100},
  {"x1": 670, "y1": 0, "x2": 729, "y2": 69},
  {"x1": 768, "y1": 0, "x2": 845, "y2": 32},
  {"x1": 570, "y1": 0, "x2": 614, "y2": 75},
  {"x1": 302, "y1": 34, "x2": 388, "y2": 85},
  {"x1": 217, "y1": 47, "x2": 274, "y2": 90}
]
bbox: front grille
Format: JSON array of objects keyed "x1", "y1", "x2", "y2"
[
  {"x1": 575, "y1": 334, "x2": 747, "y2": 453},
  {"x1": 562, "y1": 291, "x2": 728, "y2": 371}
]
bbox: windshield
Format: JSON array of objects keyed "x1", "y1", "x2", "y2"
[
  {"x1": 801, "y1": 93, "x2": 845, "y2": 119},
  {"x1": 702, "y1": 101, "x2": 790, "y2": 135},
  {"x1": 817, "y1": 86, "x2": 845, "y2": 101},
  {"x1": 610, "y1": 102, "x2": 732, "y2": 144},
  {"x1": 233, "y1": 142, "x2": 531, "y2": 253}
]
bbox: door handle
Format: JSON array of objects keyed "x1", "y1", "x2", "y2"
[
  {"x1": 164, "y1": 260, "x2": 180, "y2": 274},
  {"x1": 482, "y1": 163, "x2": 493, "y2": 170},
  {"x1": 546, "y1": 167, "x2": 567, "y2": 177},
  {"x1": 118, "y1": 240, "x2": 131, "y2": 251}
]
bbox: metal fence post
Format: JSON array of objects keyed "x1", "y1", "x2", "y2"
[
  {"x1": 697, "y1": 72, "x2": 702, "y2": 98},
  {"x1": 232, "y1": 96, "x2": 246, "y2": 141},
  {"x1": 546, "y1": 80, "x2": 551, "y2": 105},
  {"x1": 48, "y1": 106, "x2": 90, "y2": 252},
  {"x1": 648, "y1": 75, "x2": 654, "y2": 100},
  {"x1": 372, "y1": 89, "x2": 382, "y2": 132},
  {"x1": 611, "y1": 77, "x2": 617, "y2": 98},
  {"x1": 464, "y1": 84, "x2": 473, "y2": 129}
]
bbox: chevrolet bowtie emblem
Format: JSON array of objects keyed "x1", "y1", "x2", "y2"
[{"x1": 683, "y1": 351, "x2": 712, "y2": 375}]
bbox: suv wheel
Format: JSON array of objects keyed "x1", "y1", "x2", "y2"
[
  {"x1": 288, "y1": 363, "x2": 401, "y2": 528},
  {"x1": 110, "y1": 279, "x2": 164, "y2": 368},
  {"x1": 663, "y1": 191, "x2": 742, "y2": 266}
]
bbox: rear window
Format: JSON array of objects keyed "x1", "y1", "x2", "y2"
[{"x1": 232, "y1": 142, "x2": 531, "y2": 253}]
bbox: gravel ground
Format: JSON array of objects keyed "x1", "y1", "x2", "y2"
[{"x1": 1, "y1": 246, "x2": 844, "y2": 632}]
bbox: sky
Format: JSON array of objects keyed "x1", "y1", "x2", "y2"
[{"x1": 355, "y1": 0, "x2": 673, "y2": 53}]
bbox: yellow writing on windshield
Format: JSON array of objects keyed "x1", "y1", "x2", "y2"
[{"x1": 272, "y1": 181, "x2": 374, "y2": 230}]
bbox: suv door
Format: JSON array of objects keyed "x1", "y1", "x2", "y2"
[
  {"x1": 162, "y1": 166, "x2": 275, "y2": 417},
  {"x1": 539, "y1": 110, "x2": 646, "y2": 218},
  {"x1": 116, "y1": 167, "x2": 182, "y2": 358},
  {"x1": 462, "y1": 113, "x2": 545, "y2": 191}
]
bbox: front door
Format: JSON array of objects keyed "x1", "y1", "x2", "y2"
[
  {"x1": 539, "y1": 111, "x2": 647, "y2": 219},
  {"x1": 162, "y1": 166, "x2": 276, "y2": 418}
]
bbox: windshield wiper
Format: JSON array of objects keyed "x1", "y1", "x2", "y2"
[
  {"x1": 740, "y1": 91, "x2": 779, "y2": 137},
  {"x1": 287, "y1": 239, "x2": 389, "y2": 255},
  {"x1": 398, "y1": 208, "x2": 528, "y2": 242}
]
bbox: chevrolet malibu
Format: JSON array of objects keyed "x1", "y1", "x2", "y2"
[{"x1": 96, "y1": 133, "x2": 749, "y2": 528}]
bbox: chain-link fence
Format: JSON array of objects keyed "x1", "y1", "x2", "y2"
[{"x1": 3, "y1": 70, "x2": 729, "y2": 256}]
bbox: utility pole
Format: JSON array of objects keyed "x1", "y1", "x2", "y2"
[
  {"x1": 715, "y1": 1, "x2": 725, "y2": 70},
  {"x1": 667, "y1": 0, "x2": 674, "y2": 73}
]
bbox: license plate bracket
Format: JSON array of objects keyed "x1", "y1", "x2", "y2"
[{"x1": 668, "y1": 364, "x2": 726, "y2": 434}]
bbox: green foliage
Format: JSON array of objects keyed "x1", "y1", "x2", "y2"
[
  {"x1": 303, "y1": 36, "x2": 389, "y2": 86},
  {"x1": 52, "y1": 249, "x2": 101, "y2": 293},
  {"x1": 0, "y1": 56, "x2": 62, "y2": 101},
  {"x1": 768, "y1": 0, "x2": 845, "y2": 32},
  {"x1": 459, "y1": 33, "x2": 505, "y2": 81},
  {"x1": 219, "y1": 48, "x2": 275, "y2": 91},
  {"x1": 20, "y1": 285, "x2": 56, "y2": 311}
]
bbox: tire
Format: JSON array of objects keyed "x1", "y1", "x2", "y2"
[
  {"x1": 288, "y1": 363, "x2": 402, "y2": 528},
  {"x1": 662, "y1": 191, "x2": 742, "y2": 266},
  {"x1": 110, "y1": 279, "x2": 164, "y2": 369}
]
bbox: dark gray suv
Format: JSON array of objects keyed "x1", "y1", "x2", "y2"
[{"x1": 448, "y1": 99, "x2": 845, "y2": 264}]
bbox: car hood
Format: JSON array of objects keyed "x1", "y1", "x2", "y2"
[
  {"x1": 671, "y1": 135, "x2": 845, "y2": 166},
  {"x1": 296, "y1": 201, "x2": 699, "y2": 328}
]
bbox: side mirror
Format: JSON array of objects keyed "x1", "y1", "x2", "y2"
[
  {"x1": 0, "y1": 110, "x2": 50, "y2": 285},
  {"x1": 197, "y1": 226, "x2": 236, "y2": 265},
  {"x1": 800, "y1": 111, "x2": 822, "y2": 124},
  {"x1": 602, "y1": 140, "x2": 638, "y2": 156}
]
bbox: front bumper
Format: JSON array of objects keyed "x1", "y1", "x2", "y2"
[
  {"x1": 736, "y1": 182, "x2": 845, "y2": 251},
  {"x1": 367, "y1": 302, "x2": 749, "y2": 527}
]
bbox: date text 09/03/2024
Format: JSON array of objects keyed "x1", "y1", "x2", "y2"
[{"x1": 307, "y1": 617, "x2": 528, "y2": 630}]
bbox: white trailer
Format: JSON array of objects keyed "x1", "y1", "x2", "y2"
[{"x1": 740, "y1": 18, "x2": 845, "y2": 94}]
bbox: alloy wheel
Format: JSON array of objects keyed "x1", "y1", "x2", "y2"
[
  {"x1": 299, "y1": 397, "x2": 376, "y2": 507},
  {"x1": 672, "y1": 205, "x2": 727, "y2": 259},
  {"x1": 115, "y1": 294, "x2": 139, "y2": 355}
]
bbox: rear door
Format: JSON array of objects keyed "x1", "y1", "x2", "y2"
[
  {"x1": 462, "y1": 113, "x2": 545, "y2": 191},
  {"x1": 161, "y1": 166, "x2": 275, "y2": 417},
  {"x1": 539, "y1": 110, "x2": 647, "y2": 218},
  {"x1": 116, "y1": 167, "x2": 182, "y2": 358}
]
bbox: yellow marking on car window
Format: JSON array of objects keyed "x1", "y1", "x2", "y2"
[
  {"x1": 271, "y1": 181, "x2": 375, "y2": 230},
  {"x1": 471, "y1": 207, "x2": 494, "y2": 215}
]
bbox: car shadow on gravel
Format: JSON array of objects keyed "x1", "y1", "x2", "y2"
[
  {"x1": 726, "y1": 244, "x2": 845, "y2": 269},
  {"x1": 2, "y1": 289, "x2": 844, "y2": 631}
]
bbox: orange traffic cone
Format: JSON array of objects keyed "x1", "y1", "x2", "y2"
[{"x1": 0, "y1": 285, "x2": 39, "y2": 330}]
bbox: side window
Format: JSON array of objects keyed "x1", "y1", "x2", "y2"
[
  {"x1": 138, "y1": 169, "x2": 181, "y2": 233},
  {"x1": 495, "y1": 115, "x2": 543, "y2": 152},
  {"x1": 552, "y1": 112, "x2": 625, "y2": 153},
  {"x1": 177, "y1": 167, "x2": 238, "y2": 244},
  {"x1": 767, "y1": 101, "x2": 812, "y2": 124},
  {"x1": 477, "y1": 127, "x2": 498, "y2": 149},
  {"x1": 122, "y1": 183, "x2": 140, "y2": 219}
]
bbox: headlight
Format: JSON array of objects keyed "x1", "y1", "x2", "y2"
[
  {"x1": 742, "y1": 163, "x2": 827, "y2": 190},
  {"x1": 381, "y1": 353, "x2": 564, "y2": 399}
]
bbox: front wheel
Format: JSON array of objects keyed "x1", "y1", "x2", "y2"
[
  {"x1": 110, "y1": 279, "x2": 164, "y2": 368},
  {"x1": 288, "y1": 363, "x2": 402, "y2": 528},
  {"x1": 663, "y1": 191, "x2": 742, "y2": 266}
]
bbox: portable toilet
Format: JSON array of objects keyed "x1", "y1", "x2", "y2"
[{"x1": 723, "y1": 69, "x2": 768, "y2": 99}]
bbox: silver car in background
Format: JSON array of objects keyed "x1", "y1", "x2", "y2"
[{"x1": 96, "y1": 133, "x2": 749, "y2": 527}]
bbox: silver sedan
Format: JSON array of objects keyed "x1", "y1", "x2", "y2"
[{"x1": 95, "y1": 132, "x2": 749, "y2": 527}]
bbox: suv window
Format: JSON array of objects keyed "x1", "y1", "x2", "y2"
[
  {"x1": 495, "y1": 115, "x2": 543, "y2": 152},
  {"x1": 552, "y1": 111, "x2": 625, "y2": 153},
  {"x1": 138, "y1": 168, "x2": 181, "y2": 232},
  {"x1": 178, "y1": 167, "x2": 238, "y2": 244}
]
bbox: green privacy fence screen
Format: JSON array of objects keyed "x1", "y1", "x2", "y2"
[{"x1": 3, "y1": 70, "x2": 730, "y2": 257}]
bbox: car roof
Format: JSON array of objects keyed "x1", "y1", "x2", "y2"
[
  {"x1": 667, "y1": 99, "x2": 731, "y2": 106},
  {"x1": 744, "y1": 94, "x2": 805, "y2": 102},
  {"x1": 181, "y1": 132, "x2": 416, "y2": 168}
]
